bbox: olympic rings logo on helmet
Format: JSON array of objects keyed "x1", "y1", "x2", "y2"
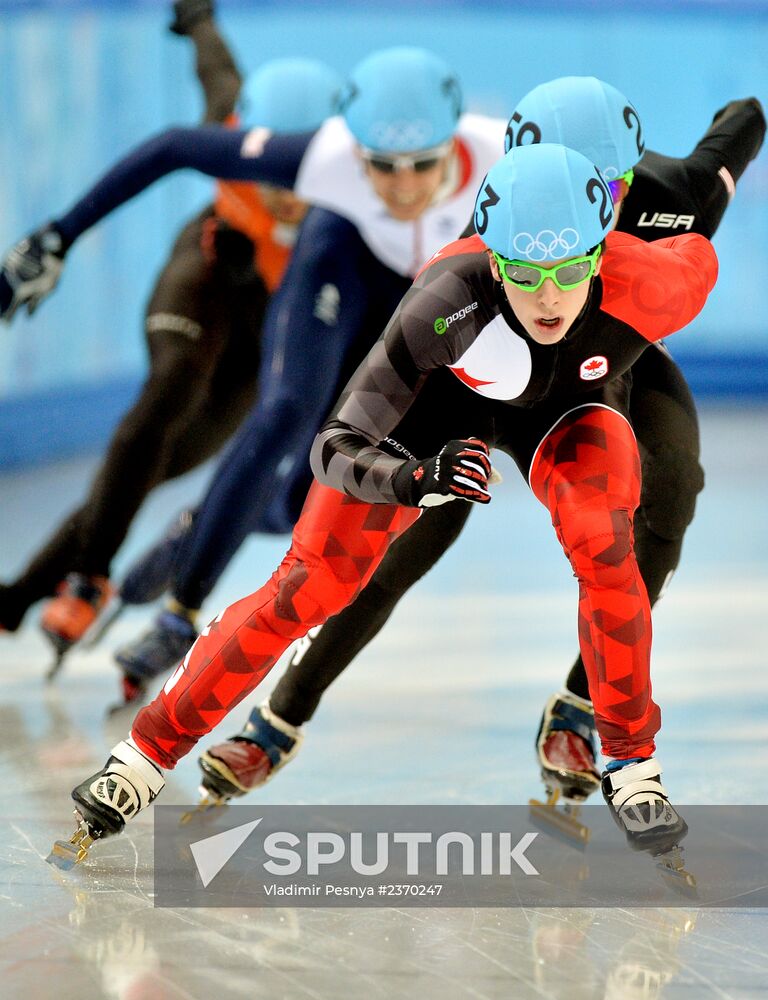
[
  {"x1": 512, "y1": 228, "x2": 580, "y2": 262},
  {"x1": 368, "y1": 119, "x2": 436, "y2": 149}
]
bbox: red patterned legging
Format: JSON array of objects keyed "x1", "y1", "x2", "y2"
[
  {"x1": 529, "y1": 405, "x2": 660, "y2": 759},
  {"x1": 131, "y1": 483, "x2": 420, "y2": 768}
]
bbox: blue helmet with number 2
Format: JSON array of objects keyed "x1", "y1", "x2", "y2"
[
  {"x1": 474, "y1": 143, "x2": 614, "y2": 262},
  {"x1": 504, "y1": 76, "x2": 643, "y2": 180},
  {"x1": 240, "y1": 58, "x2": 342, "y2": 133},
  {"x1": 341, "y1": 46, "x2": 462, "y2": 152}
]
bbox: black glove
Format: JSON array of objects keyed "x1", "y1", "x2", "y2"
[
  {"x1": 393, "y1": 437, "x2": 493, "y2": 507},
  {"x1": 169, "y1": 0, "x2": 215, "y2": 35},
  {"x1": 0, "y1": 224, "x2": 66, "y2": 323}
]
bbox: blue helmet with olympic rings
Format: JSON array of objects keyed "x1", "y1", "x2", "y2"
[
  {"x1": 240, "y1": 58, "x2": 342, "y2": 133},
  {"x1": 340, "y1": 46, "x2": 462, "y2": 152},
  {"x1": 504, "y1": 76, "x2": 644, "y2": 181},
  {"x1": 474, "y1": 143, "x2": 615, "y2": 262}
]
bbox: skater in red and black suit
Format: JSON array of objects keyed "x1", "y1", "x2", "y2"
[
  {"x1": 55, "y1": 141, "x2": 717, "y2": 867},
  {"x1": 191, "y1": 79, "x2": 764, "y2": 818}
]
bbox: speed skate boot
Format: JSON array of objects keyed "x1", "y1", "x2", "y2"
[
  {"x1": 84, "y1": 509, "x2": 197, "y2": 650},
  {"x1": 601, "y1": 758, "x2": 695, "y2": 891},
  {"x1": 40, "y1": 573, "x2": 114, "y2": 680},
  {"x1": 529, "y1": 691, "x2": 601, "y2": 844},
  {"x1": 184, "y1": 702, "x2": 304, "y2": 820},
  {"x1": 112, "y1": 610, "x2": 198, "y2": 712},
  {"x1": 47, "y1": 738, "x2": 165, "y2": 870}
]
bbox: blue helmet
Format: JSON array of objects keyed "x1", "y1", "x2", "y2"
[
  {"x1": 240, "y1": 58, "x2": 342, "y2": 133},
  {"x1": 474, "y1": 144, "x2": 614, "y2": 262},
  {"x1": 340, "y1": 46, "x2": 462, "y2": 152},
  {"x1": 504, "y1": 76, "x2": 644, "y2": 180}
]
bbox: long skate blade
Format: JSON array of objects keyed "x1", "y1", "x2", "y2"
[
  {"x1": 179, "y1": 791, "x2": 230, "y2": 826},
  {"x1": 46, "y1": 839, "x2": 89, "y2": 870},
  {"x1": 46, "y1": 827, "x2": 96, "y2": 870},
  {"x1": 529, "y1": 798, "x2": 591, "y2": 846},
  {"x1": 656, "y1": 848, "x2": 698, "y2": 898},
  {"x1": 81, "y1": 600, "x2": 124, "y2": 649},
  {"x1": 45, "y1": 648, "x2": 68, "y2": 683}
]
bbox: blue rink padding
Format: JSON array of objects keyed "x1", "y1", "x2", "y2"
[
  {"x1": 1, "y1": 350, "x2": 767, "y2": 471},
  {"x1": 2, "y1": 0, "x2": 767, "y2": 12},
  {"x1": 1, "y1": 0, "x2": 766, "y2": 469},
  {"x1": 0, "y1": 377, "x2": 139, "y2": 470}
]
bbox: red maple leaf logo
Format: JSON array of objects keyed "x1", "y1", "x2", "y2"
[
  {"x1": 584, "y1": 358, "x2": 603, "y2": 371},
  {"x1": 413, "y1": 466, "x2": 424, "y2": 481}
]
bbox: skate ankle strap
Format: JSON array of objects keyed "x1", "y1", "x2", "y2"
[
  {"x1": 608, "y1": 758, "x2": 661, "y2": 787},
  {"x1": 551, "y1": 698, "x2": 597, "y2": 748},
  {"x1": 112, "y1": 740, "x2": 165, "y2": 797},
  {"x1": 605, "y1": 758, "x2": 668, "y2": 809},
  {"x1": 238, "y1": 703, "x2": 302, "y2": 763}
]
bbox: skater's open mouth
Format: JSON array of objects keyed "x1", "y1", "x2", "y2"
[{"x1": 535, "y1": 317, "x2": 562, "y2": 331}]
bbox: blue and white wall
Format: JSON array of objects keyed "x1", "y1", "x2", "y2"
[{"x1": 1, "y1": 0, "x2": 766, "y2": 467}]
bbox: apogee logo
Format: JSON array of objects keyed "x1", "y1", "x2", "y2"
[{"x1": 434, "y1": 301, "x2": 478, "y2": 334}]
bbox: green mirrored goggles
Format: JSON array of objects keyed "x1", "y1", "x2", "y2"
[
  {"x1": 492, "y1": 245, "x2": 602, "y2": 293},
  {"x1": 608, "y1": 167, "x2": 635, "y2": 204}
]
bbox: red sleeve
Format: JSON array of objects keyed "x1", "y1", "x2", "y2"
[{"x1": 600, "y1": 230, "x2": 718, "y2": 341}]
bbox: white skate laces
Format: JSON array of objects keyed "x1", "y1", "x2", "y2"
[{"x1": 89, "y1": 738, "x2": 165, "y2": 822}]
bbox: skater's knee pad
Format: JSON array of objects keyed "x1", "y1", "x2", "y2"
[
  {"x1": 558, "y1": 506, "x2": 634, "y2": 589},
  {"x1": 640, "y1": 446, "x2": 704, "y2": 541}
]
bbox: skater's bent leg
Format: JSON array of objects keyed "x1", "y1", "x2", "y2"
[
  {"x1": 530, "y1": 406, "x2": 660, "y2": 760},
  {"x1": 1, "y1": 336, "x2": 207, "y2": 624},
  {"x1": 270, "y1": 500, "x2": 473, "y2": 725},
  {"x1": 563, "y1": 347, "x2": 703, "y2": 699},
  {"x1": 69, "y1": 211, "x2": 235, "y2": 578},
  {"x1": 68, "y1": 353, "x2": 211, "y2": 577},
  {"x1": 131, "y1": 482, "x2": 420, "y2": 767}
]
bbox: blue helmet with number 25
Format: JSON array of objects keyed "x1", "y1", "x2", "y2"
[
  {"x1": 504, "y1": 76, "x2": 643, "y2": 181},
  {"x1": 474, "y1": 143, "x2": 614, "y2": 262}
]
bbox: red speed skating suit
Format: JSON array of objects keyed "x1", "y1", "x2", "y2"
[{"x1": 130, "y1": 229, "x2": 717, "y2": 765}]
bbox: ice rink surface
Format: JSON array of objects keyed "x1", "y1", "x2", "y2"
[{"x1": 1, "y1": 403, "x2": 767, "y2": 999}]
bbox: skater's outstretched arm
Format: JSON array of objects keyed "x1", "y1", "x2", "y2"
[
  {"x1": 684, "y1": 97, "x2": 766, "y2": 235},
  {"x1": 630, "y1": 97, "x2": 765, "y2": 241},
  {"x1": 172, "y1": 0, "x2": 243, "y2": 124},
  {"x1": 0, "y1": 125, "x2": 313, "y2": 322}
]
